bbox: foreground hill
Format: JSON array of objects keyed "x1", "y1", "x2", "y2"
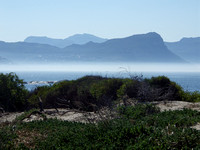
[
  {"x1": 0, "y1": 32, "x2": 186, "y2": 64},
  {"x1": 165, "y1": 37, "x2": 200, "y2": 63},
  {"x1": 24, "y1": 33, "x2": 107, "y2": 48}
]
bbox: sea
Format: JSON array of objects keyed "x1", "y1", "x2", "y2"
[
  {"x1": 2, "y1": 71, "x2": 200, "y2": 92},
  {"x1": 1, "y1": 63, "x2": 200, "y2": 92}
]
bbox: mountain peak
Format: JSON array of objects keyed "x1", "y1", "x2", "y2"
[
  {"x1": 146, "y1": 32, "x2": 160, "y2": 35},
  {"x1": 114, "y1": 32, "x2": 164, "y2": 47},
  {"x1": 144, "y1": 32, "x2": 161, "y2": 38},
  {"x1": 146, "y1": 32, "x2": 162, "y2": 38},
  {"x1": 24, "y1": 34, "x2": 107, "y2": 48},
  {"x1": 1, "y1": 32, "x2": 186, "y2": 64},
  {"x1": 165, "y1": 36, "x2": 200, "y2": 63},
  {"x1": 67, "y1": 33, "x2": 95, "y2": 38},
  {"x1": 24, "y1": 36, "x2": 53, "y2": 42},
  {"x1": 66, "y1": 33, "x2": 107, "y2": 45},
  {"x1": 126, "y1": 32, "x2": 162, "y2": 40},
  {"x1": 64, "y1": 32, "x2": 185, "y2": 63}
]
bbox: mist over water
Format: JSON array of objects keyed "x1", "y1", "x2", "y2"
[
  {"x1": 0, "y1": 63, "x2": 200, "y2": 72},
  {"x1": 1, "y1": 63, "x2": 200, "y2": 91}
]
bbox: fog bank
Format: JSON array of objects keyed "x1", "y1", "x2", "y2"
[{"x1": 0, "y1": 63, "x2": 200, "y2": 73}]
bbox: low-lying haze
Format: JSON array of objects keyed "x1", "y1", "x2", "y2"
[{"x1": 1, "y1": 63, "x2": 200, "y2": 73}]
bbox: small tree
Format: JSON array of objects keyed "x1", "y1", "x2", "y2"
[{"x1": 0, "y1": 73, "x2": 28, "y2": 112}]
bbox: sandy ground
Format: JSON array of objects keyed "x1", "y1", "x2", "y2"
[
  {"x1": 1, "y1": 101, "x2": 200, "y2": 129},
  {"x1": 153, "y1": 101, "x2": 200, "y2": 112},
  {"x1": 23, "y1": 108, "x2": 114, "y2": 124},
  {"x1": 0, "y1": 108, "x2": 114, "y2": 124},
  {"x1": 0, "y1": 112, "x2": 24, "y2": 124}
]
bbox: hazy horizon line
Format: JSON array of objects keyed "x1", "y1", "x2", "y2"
[
  {"x1": 1, "y1": 32, "x2": 200, "y2": 43},
  {"x1": 0, "y1": 63, "x2": 200, "y2": 73}
]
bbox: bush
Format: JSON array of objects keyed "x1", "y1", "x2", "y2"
[
  {"x1": 28, "y1": 76, "x2": 105, "y2": 111},
  {"x1": 28, "y1": 86, "x2": 51, "y2": 109},
  {"x1": 76, "y1": 75, "x2": 104, "y2": 86},
  {"x1": 28, "y1": 75, "x2": 200, "y2": 111},
  {"x1": 145, "y1": 76, "x2": 183, "y2": 101},
  {"x1": 117, "y1": 79, "x2": 140, "y2": 98},
  {"x1": 147, "y1": 76, "x2": 171, "y2": 88},
  {"x1": 90, "y1": 78, "x2": 123, "y2": 100},
  {"x1": 181, "y1": 91, "x2": 200, "y2": 102},
  {"x1": 0, "y1": 73, "x2": 28, "y2": 111}
]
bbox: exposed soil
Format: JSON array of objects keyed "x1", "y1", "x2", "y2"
[
  {"x1": 0, "y1": 112, "x2": 23, "y2": 123},
  {"x1": 153, "y1": 101, "x2": 200, "y2": 112},
  {"x1": 1, "y1": 101, "x2": 200, "y2": 129}
]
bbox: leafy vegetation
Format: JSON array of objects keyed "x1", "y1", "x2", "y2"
[
  {"x1": 1, "y1": 73, "x2": 200, "y2": 149},
  {"x1": 1, "y1": 104, "x2": 200, "y2": 149},
  {"x1": 28, "y1": 75, "x2": 200, "y2": 111},
  {"x1": 181, "y1": 91, "x2": 200, "y2": 102},
  {"x1": 0, "y1": 73, "x2": 200, "y2": 112},
  {"x1": 0, "y1": 73, "x2": 28, "y2": 112}
]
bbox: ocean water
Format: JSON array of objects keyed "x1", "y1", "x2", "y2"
[{"x1": 4, "y1": 71, "x2": 200, "y2": 92}]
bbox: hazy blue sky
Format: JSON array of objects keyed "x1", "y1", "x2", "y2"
[{"x1": 0, "y1": 0, "x2": 199, "y2": 42}]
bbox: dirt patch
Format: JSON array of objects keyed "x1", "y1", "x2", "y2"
[
  {"x1": 191, "y1": 123, "x2": 200, "y2": 131},
  {"x1": 153, "y1": 101, "x2": 200, "y2": 112},
  {"x1": 1, "y1": 101, "x2": 200, "y2": 124},
  {"x1": 0, "y1": 112, "x2": 23, "y2": 123},
  {"x1": 43, "y1": 108, "x2": 115, "y2": 123},
  {"x1": 23, "y1": 114, "x2": 45, "y2": 122},
  {"x1": 0, "y1": 108, "x2": 114, "y2": 124}
]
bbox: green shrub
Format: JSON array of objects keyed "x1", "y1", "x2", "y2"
[
  {"x1": 28, "y1": 86, "x2": 50, "y2": 108},
  {"x1": 0, "y1": 73, "x2": 28, "y2": 111},
  {"x1": 76, "y1": 75, "x2": 104, "y2": 86},
  {"x1": 118, "y1": 104, "x2": 160, "y2": 119},
  {"x1": 147, "y1": 76, "x2": 171, "y2": 88},
  {"x1": 117, "y1": 79, "x2": 139, "y2": 98},
  {"x1": 145, "y1": 76, "x2": 184, "y2": 101},
  {"x1": 189, "y1": 91, "x2": 200, "y2": 102},
  {"x1": 27, "y1": 75, "x2": 200, "y2": 111},
  {"x1": 181, "y1": 91, "x2": 200, "y2": 102},
  {"x1": 90, "y1": 78, "x2": 123, "y2": 100}
]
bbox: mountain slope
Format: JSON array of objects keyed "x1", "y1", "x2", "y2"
[
  {"x1": 63, "y1": 32, "x2": 185, "y2": 62},
  {"x1": 24, "y1": 34, "x2": 107, "y2": 48},
  {"x1": 165, "y1": 38, "x2": 200, "y2": 63},
  {"x1": 0, "y1": 32, "x2": 186, "y2": 64},
  {"x1": 0, "y1": 41, "x2": 62, "y2": 63}
]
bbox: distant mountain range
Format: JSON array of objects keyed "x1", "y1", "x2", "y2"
[
  {"x1": 165, "y1": 38, "x2": 200, "y2": 63},
  {"x1": 0, "y1": 41, "x2": 60, "y2": 64},
  {"x1": 24, "y1": 34, "x2": 107, "y2": 48},
  {"x1": 1, "y1": 32, "x2": 199, "y2": 64},
  {"x1": 62, "y1": 32, "x2": 184, "y2": 62}
]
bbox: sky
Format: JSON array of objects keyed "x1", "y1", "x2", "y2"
[{"x1": 0, "y1": 0, "x2": 199, "y2": 42}]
